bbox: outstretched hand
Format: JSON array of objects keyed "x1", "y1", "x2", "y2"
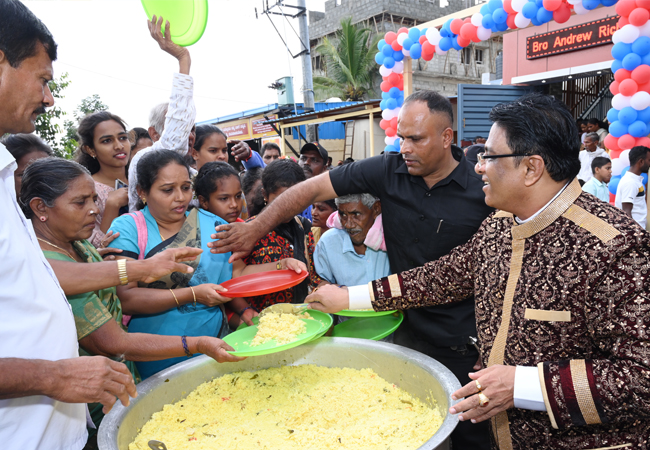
[
  {"x1": 197, "y1": 337, "x2": 246, "y2": 363},
  {"x1": 305, "y1": 284, "x2": 349, "y2": 313},
  {"x1": 230, "y1": 140, "x2": 252, "y2": 162},
  {"x1": 148, "y1": 15, "x2": 191, "y2": 73},
  {"x1": 141, "y1": 247, "x2": 203, "y2": 284},
  {"x1": 209, "y1": 222, "x2": 257, "y2": 262}
]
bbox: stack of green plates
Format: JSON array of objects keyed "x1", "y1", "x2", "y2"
[{"x1": 331, "y1": 311, "x2": 404, "y2": 341}]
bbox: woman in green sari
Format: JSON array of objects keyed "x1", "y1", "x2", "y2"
[{"x1": 20, "y1": 157, "x2": 245, "y2": 426}]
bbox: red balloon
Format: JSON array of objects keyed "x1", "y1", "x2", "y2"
[
  {"x1": 636, "y1": 136, "x2": 650, "y2": 147},
  {"x1": 543, "y1": 0, "x2": 562, "y2": 11},
  {"x1": 616, "y1": 0, "x2": 637, "y2": 17},
  {"x1": 638, "y1": 81, "x2": 650, "y2": 92},
  {"x1": 385, "y1": 31, "x2": 397, "y2": 44},
  {"x1": 422, "y1": 50, "x2": 435, "y2": 61},
  {"x1": 605, "y1": 134, "x2": 620, "y2": 151},
  {"x1": 457, "y1": 35, "x2": 471, "y2": 47},
  {"x1": 636, "y1": 0, "x2": 650, "y2": 11},
  {"x1": 386, "y1": 127, "x2": 397, "y2": 137},
  {"x1": 396, "y1": 80, "x2": 404, "y2": 90},
  {"x1": 554, "y1": 4, "x2": 571, "y2": 23},
  {"x1": 609, "y1": 149, "x2": 622, "y2": 159},
  {"x1": 391, "y1": 40, "x2": 403, "y2": 51},
  {"x1": 629, "y1": 7, "x2": 650, "y2": 26},
  {"x1": 504, "y1": 0, "x2": 516, "y2": 13},
  {"x1": 387, "y1": 72, "x2": 400, "y2": 85},
  {"x1": 422, "y1": 41, "x2": 435, "y2": 54},
  {"x1": 380, "y1": 81, "x2": 390, "y2": 92},
  {"x1": 620, "y1": 78, "x2": 639, "y2": 96},
  {"x1": 390, "y1": 117, "x2": 398, "y2": 129},
  {"x1": 632, "y1": 65, "x2": 650, "y2": 84},
  {"x1": 464, "y1": 17, "x2": 472, "y2": 25},
  {"x1": 615, "y1": 68, "x2": 632, "y2": 82},
  {"x1": 460, "y1": 23, "x2": 476, "y2": 40},
  {"x1": 619, "y1": 16, "x2": 631, "y2": 27},
  {"x1": 619, "y1": 134, "x2": 637, "y2": 149},
  {"x1": 610, "y1": 80, "x2": 621, "y2": 95},
  {"x1": 451, "y1": 18, "x2": 464, "y2": 35},
  {"x1": 379, "y1": 119, "x2": 389, "y2": 130},
  {"x1": 419, "y1": 35, "x2": 428, "y2": 44},
  {"x1": 398, "y1": 27, "x2": 409, "y2": 34},
  {"x1": 507, "y1": 13, "x2": 518, "y2": 30},
  {"x1": 609, "y1": 192, "x2": 616, "y2": 205}
]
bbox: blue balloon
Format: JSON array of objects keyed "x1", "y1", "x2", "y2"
[
  {"x1": 383, "y1": 56, "x2": 395, "y2": 68},
  {"x1": 632, "y1": 36, "x2": 650, "y2": 57},
  {"x1": 439, "y1": 37, "x2": 453, "y2": 51},
  {"x1": 608, "y1": 175, "x2": 621, "y2": 195},
  {"x1": 443, "y1": 19, "x2": 454, "y2": 34},
  {"x1": 408, "y1": 28, "x2": 420, "y2": 41},
  {"x1": 388, "y1": 87, "x2": 400, "y2": 98},
  {"x1": 623, "y1": 53, "x2": 642, "y2": 71},
  {"x1": 607, "y1": 108, "x2": 619, "y2": 123},
  {"x1": 537, "y1": 7, "x2": 553, "y2": 23},
  {"x1": 491, "y1": 24, "x2": 500, "y2": 33},
  {"x1": 393, "y1": 50, "x2": 404, "y2": 61},
  {"x1": 531, "y1": 15, "x2": 542, "y2": 26},
  {"x1": 621, "y1": 166, "x2": 630, "y2": 177},
  {"x1": 535, "y1": 0, "x2": 544, "y2": 6},
  {"x1": 643, "y1": 172, "x2": 648, "y2": 185},
  {"x1": 612, "y1": 42, "x2": 632, "y2": 61},
  {"x1": 609, "y1": 120, "x2": 628, "y2": 138},
  {"x1": 420, "y1": 28, "x2": 428, "y2": 36},
  {"x1": 374, "y1": 52, "x2": 385, "y2": 65},
  {"x1": 489, "y1": 0, "x2": 503, "y2": 12},
  {"x1": 386, "y1": 98, "x2": 397, "y2": 110},
  {"x1": 646, "y1": 122, "x2": 650, "y2": 135},
  {"x1": 381, "y1": 91, "x2": 390, "y2": 99},
  {"x1": 378, "y1": 39, "x2": 386, "y2": 51},
  {"x1": 522, "y1": 1, "x2": 538, "y2": 19},
  {"x1": 481, "y1": 4, "x2": 491, "y2": 15},
  {"x1": 385, "y1": 145, "x2": 399, "y2": 153},
  {"x1": 601, "y1": 0, "x2": 617, "y2": 5},
  {"x1": 451, "y1": 37, "x2": 462, "y2": 50},
  {"x1": 380, "y1": 99, "x2": 387, "y2": 109},
  {"x1": 611, "y1": 59, "x2": 624, "y2": 73},
  {"x1": 629, "y1": 120, "x2": 648, "y2": 137},
  {"x1": 496, "y1": 21, "x2": 509, "y2": 31},
  {"x1": 482, "y1": 14, "x2": 495, "y2": 29},
  {"x1": 402, "y1": 37, "x2": 414, "y2": 50},
  {"x1": 382, "y1": 44, "x2": 393, "y2": 56},
  {"x1": 619, "y1": 106, "x2": 638, "y2": 125},
  {"x1": 583, "y1": 0, "x2": 599, "y2": 9},
  {"x1": 493, "y1": 8, "x2": 508, "y2": 24},
  {"x1": 638, "y1": 107, "x2": 650, "y2": 122},
  {"x1": 440, "y1": 28, "x2": 450, "y2": 38},
  {"x1": 410, "y1": 43, "x2": 422, "y2": 60}
]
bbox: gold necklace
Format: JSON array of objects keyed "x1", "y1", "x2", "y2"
[{"x1": 37, "y1": 238, "x2": 76, "y2": 260}]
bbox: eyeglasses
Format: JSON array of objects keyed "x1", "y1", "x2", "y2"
[{"x1": 476, "y1": 152, "x2": 527, "y2": 165}]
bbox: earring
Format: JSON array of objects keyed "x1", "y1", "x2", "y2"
[
  {"x1": 141, "y1": 198, "x2": 147, "y2": 205},
  {"x1": 40, "y1": 217, "x2": 46, "y2": 222}
]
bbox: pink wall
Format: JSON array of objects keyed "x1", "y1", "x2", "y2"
[{"x1": 503, "y1": 6, "x2": 617, "y2": 85}]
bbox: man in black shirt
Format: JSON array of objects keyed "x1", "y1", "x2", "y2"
[{"x1": 211, "y1": 91, "x2": 494, "y2": 449}]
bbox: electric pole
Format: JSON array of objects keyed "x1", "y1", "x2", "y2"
[{"x1": 296, "y1": 0, "x2": 317, "y2": 142}]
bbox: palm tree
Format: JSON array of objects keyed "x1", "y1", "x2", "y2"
[{"x1": 313, "y1": 18, "x2": 381, "y2": 101}]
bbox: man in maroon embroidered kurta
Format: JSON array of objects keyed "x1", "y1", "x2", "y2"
[{"x1": 307, "y1": 94, "x2": 650, "y2": 450}]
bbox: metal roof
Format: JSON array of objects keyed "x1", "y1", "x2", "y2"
[{"x1": 261, "y1": 100, "x2": 381, "y2": 125}]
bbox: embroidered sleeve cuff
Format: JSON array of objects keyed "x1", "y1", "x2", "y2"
[
  {"x1": 171, "y1": 72, "x2": 194, "y2": 95},
  {"x1": 514, "y1": 366, "x2": 547, "y2": 411},
  {"x1": 348, "y1": 284, "x2": 373, "y2": 310}
]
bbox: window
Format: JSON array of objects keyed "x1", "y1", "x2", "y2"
[
  {"x1": 475, "y1": 49, "x2": 484, "y2": 64},
  {"x1": 461, "y1": 48, "x2": 472, "y2": 65}
]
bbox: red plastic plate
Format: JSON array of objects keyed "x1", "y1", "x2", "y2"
[{"x1": 219, "y1": 270, "x2": 309, "y2": 298}]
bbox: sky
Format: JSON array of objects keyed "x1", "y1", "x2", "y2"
[{"x1": 25, "y1": 0, "x2": 327, "y2": 131}]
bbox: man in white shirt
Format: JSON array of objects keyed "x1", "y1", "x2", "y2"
[
  {"x1": 577, "y1": 132, "x2": 609, "y2": 184},
  {"x1": 615, "y1": 145, "x2": 650, "y2": 228},
  {"x1": 0, "y1": 2, "x2": 137, "y2": 449}
]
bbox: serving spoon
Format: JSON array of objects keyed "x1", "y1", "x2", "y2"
[
  {"x1": 148, "y1": 440, "x2": 167, "y2": 450},
  {"x1": 258, "y1": 303, "x2": 310, "y2": 317}
]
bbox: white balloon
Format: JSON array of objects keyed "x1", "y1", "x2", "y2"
[
  {"x1": 612, "y1": 29, "x2": 622, "y2": 44},
  {"x1": 392, "y1": 61, "x2": 404, "y2": 73},
  {"x1": 477, "y1": 26, "x2": 492, "y2": 41},
  {"x1": 619, "y1": 149, "x2": 631, "y2": 167},
  {"x1": 573, "y1": 2, "x2": 588, "y2": 14},
  {"x1": 397, "y1": 33, "x2": 408, "y2": 45},
  {"x1": 567, "y1": 0, "x2": 581, "y2": 4},
  {"x1": 381, "y1": 109, "x2": 393, "y2": 120},
  {"x1": 385, "y1": 135, "x2": 398, "y2": 145},
  {"x1": 631, "y1": 90, "x2": 650, "y2": 110},
  {"x1": 619, "y1": 25, "x2": 640, "y2": 44},
  {"x1": 612, "y1": 94, "x2": 632, "y2": 110},
  {"x1": 379, "y1": 65, "x2": 392, "y2": 77},
  {"x1": 611, "y1": 157, "x2": 626, "y2": 176},
  {"x1": 512, "y1": 0, "x2": 527, "y2": 12},
  {"x1": 639, "y1": 21, "x2": 650, "y2": 37},
  {"x1": 436, "y1": 46, "x2": 448, "y2": 55},
  {"x1": 471, "y1": 13, "x2": 483, "y2": 27},
  {"x1": 426, "y1": 27, "x2": 441, "y2": 45},
  {"x1": 514, "y1": 12, "x2": 531, "y2": 29},
  {"x1": 402, "y1": 49, "x2": 411, "y2": 57}
]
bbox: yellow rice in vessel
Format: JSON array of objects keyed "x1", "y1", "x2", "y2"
[
  {"x1": 250, "y1": 312, "x2": 309, "y2": 347},
  {"x1": 128, "y1": 365, "x2": 443, "y2": 450}
]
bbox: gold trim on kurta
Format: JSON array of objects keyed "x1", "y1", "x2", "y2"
[
  {"x1": 584, "y1": 444, "x2": 632, "y2": 450},
  {"x1": 387, "y1": 274, "x2": 402, "y2": 298},
  {"x1": 494, "y1": 210, "x2": 513, "y2": 218},
  {"x1": 538, "y1": 362, "x2": 559, "y2": 429},
  {"x1": 524, "y1": 308, "x2": 571, "y2": 322},
  {"x1": 562, "y1": 204, "x2": 620, "y2": 243},
  {"x1": 570, "y1": 359, "x2": 602, "y2": 426}
]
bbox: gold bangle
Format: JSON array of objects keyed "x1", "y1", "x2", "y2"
[
  {"x1": 117, "y1": 259, "x2": 128, "y2": 285},
  {"x1": 189, "y1": 286, "x2": 196, "y2": 307},
  {"x1": 276, "y1": 261, "x2": 282, "y2": 270},
  {"x1": 170, "y1": 289, "x2": 180, "y2": 306}
]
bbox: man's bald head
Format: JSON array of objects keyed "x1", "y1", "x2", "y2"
[{"x1": 403, "y1": 90, "x2": 453, "y2": 128}]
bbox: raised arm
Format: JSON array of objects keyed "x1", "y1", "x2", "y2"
[{"x1": 208, "y1": 171, "x2": 337, "y2": 261}]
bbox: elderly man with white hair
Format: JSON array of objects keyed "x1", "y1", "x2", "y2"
[{"x1": 313, "y1": 193, "x2": 390, "y2": 287}]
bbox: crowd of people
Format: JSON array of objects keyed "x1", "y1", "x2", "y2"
[{"x1": 1, "y1": 1, "x2": 650, "y2": 450}]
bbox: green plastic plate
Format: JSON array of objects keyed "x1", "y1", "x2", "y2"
[
  {"x1": 334, "y1": 309, "x2": 397, "y2": 317},
  {"x1": 224, "y1": 310, "x2": 333, "y2": 357},
  {"x1": 141, "y1": 0, "x2": 208, "y2": 47},
  {"x1": 331, "y1": 311, "x2": 403, "y2": 341}
]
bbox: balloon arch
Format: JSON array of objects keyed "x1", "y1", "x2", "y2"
[{"x1": 375, "y1": 0, "x2": 649, "y2": 200}]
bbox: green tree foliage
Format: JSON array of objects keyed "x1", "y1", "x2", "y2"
[
  {"x1": 34, "y1": 72, "x2": 72, "y2": 158},
  {"x1": 63, "y1": 94, "x2": 109, "y2": 154},
  {"x1": 313, "y1": 17, "x2": 381, "y2": 101}
]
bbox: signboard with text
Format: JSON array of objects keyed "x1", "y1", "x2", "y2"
[
  {"x1": 220, "y1": 119, "x2": 251, "y2": 139},
  {"x1": 251, "y1": 114, "x2": 278, "y2": 138},
  {"x1": 526, "y1": 16, "x2": 619, "y2": 60}
]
